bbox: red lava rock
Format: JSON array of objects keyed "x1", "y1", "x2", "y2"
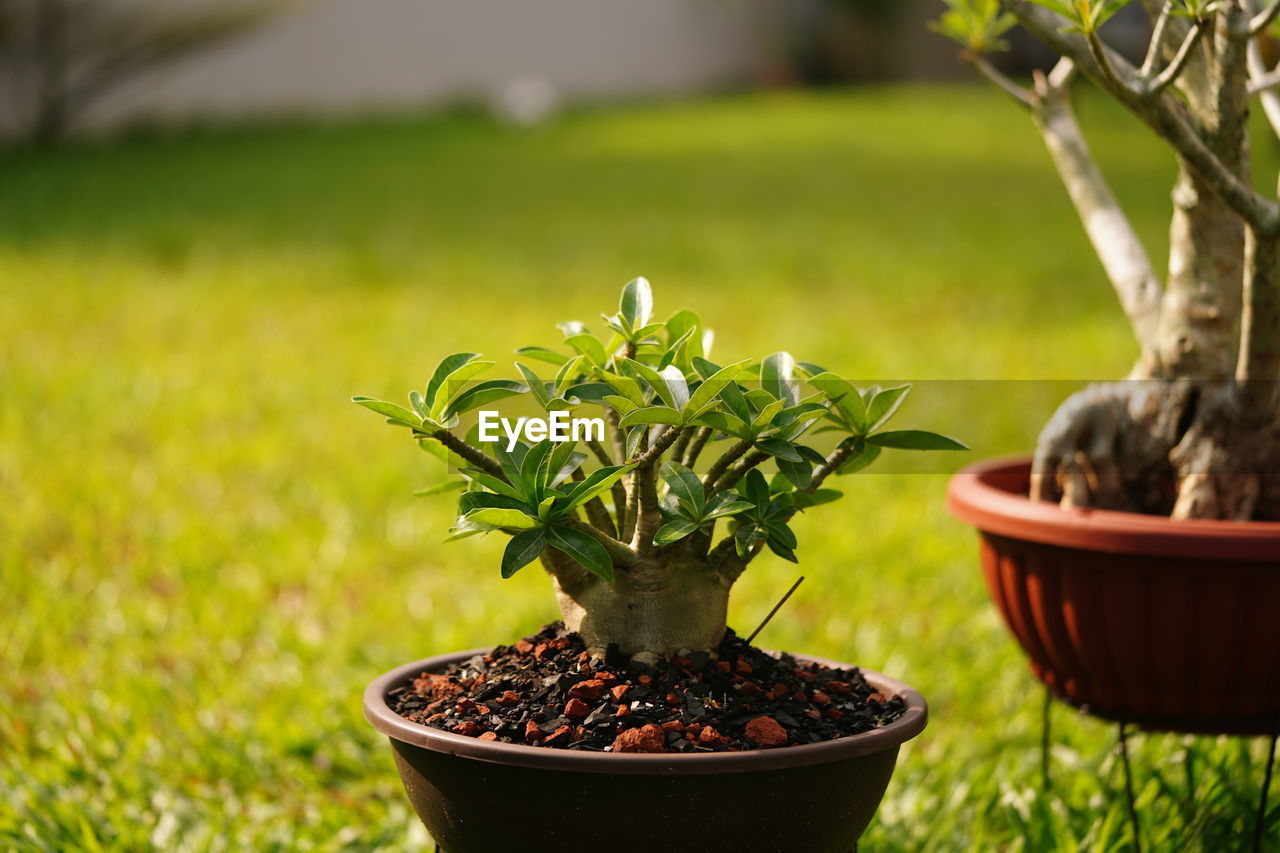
[
  {"x1": 673, "y1": 656, "x2": 692, "y2": 670},
  {"x1": 868, "y1": 692, "x2": 885, "y2": 704},
  {"x1": 533, "y1": 643, "x2": 550, "y2": 660},
  {"x1": 568, "y1": 679, "x2": 607, "y2": 701},
  {"x1": 697, "y1": 726, "x2": 729, "y2": 748},
  {"x1": 825, "y1": 708, "x2": 844, "y2": 721},
  {"x1": 524, "y1": 721, "x2": 544, "y2": 744},
  {"x1": 609, "y1": 684, "x2": 630, "y2": 702},
  {"x1": 768, "y1": 683, "x2": 790, "y2": 700},
  {"x1": 475, "y1": 705, "x2": 491, "y2": 715},
  {"x1": 496, "y1": 690, "x2": 519, "y2": 707},
  {"x1": 665, "y1": 693, "x2": 680, "y2": 704},
  {"x1": 413, "y1": 673, "x2": 463, "y2": 701},
  {"x1": 741, "y1": 682, "x2": 761, "y2": 695},
  {"x1": 544, "y1": 725, "x2": 573, "y2": 746},
  {"x1": 451, "y1": 721, "x2": 482, "y2": 737},
  {"x1": 612, "y1": 724, "x2": 666, "y2": 753},
  {"x1": 564, "y1": 698, "x2": 591, "y2": 720},
  {"x1": 812, "y1": 691, "x2": 831, "y2": 706},
  {"x1": 572, "y1": 726, "x2": 588, "y2": 743},
  {"x1": 661, "y1": 720, "x2": 685, "y2": 734},
  {"x1": 795, "y1": 669, "x2": 817, "y2": 681},
  {"x1": 745, "y1": 716, "x2": 788, "y2": 748},
  {"x1": 515, "y1": 639, "x2": 535, "y2": 656},
  {"x1": 735, "y1": 660, "x2": 753, "y2": 675},
  {"x1": 792, "y1": 691, "x2": 807, "y2": 701},
  {"x1": 577, "y1": 651, "x2": 592, "y2": 665},
  {"x1": 826, "y1": 681, "x2": 852, "y2": 695},
  {"x1": 426, "y1": 713, "x2": 447, "y2": 724},
  {"x1": 615, "y1": 704, "x2": 629, "y2": 718},
  {"x1": 638, "y1": 674, "x2": 652, "y2": 685},
  {"x1": 456, "y1": 697, "x2": 476, "y2": 712},
  {"x1": 716, "y1": 661, "x2": 732, "y2": 674},
  {"x1": 477, "y1": 731, "x2": 499, "y2": 742},
  {"x1": 685, "y1": 723, "x2": 703, "y2": 738},
  {"x1": 805, "y1": 709, "x2": 821, "y2": 720},
  {"x1": 596, "y1": 671, "x2": 619, "y2": 687}
]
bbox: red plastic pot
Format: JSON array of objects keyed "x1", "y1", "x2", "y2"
[
  {"x1": 948, "y1": 456, "x2": 1280, "y2": 734},
  {"x1": 364, "y1": 650, "x2": 927, "y2": 853}
]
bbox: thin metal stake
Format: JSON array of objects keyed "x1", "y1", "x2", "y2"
[
  {"x1": 745, "y1": 576, "x2": 805, "y2": 645},
  {"x1": 1119, "y1": 721, "x2": 1143, "y2": 853},
  {"x1": 1041, "y1": 687, "x2": 1052, "y2": 793},
  {"x1": 1253, "y1": 720, "x2": 1279, "y2": 853}
]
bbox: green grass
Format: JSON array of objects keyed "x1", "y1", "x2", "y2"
[{"x1": 1, "y1": 86, "x2": 1276, "y2": 851}]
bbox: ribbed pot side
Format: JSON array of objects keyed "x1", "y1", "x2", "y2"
[
  {"x1": 949, "y1": 456, "x2": 1280, "y2": 735},
  {"x1": 365, "y1": 651, "x2": 928, "y2": 853}
]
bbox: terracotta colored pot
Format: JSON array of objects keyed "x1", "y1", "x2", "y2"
[
  {"x1": 948, "y1": 456, "x2": 1280, "y2": 734},
  {"x1": 364, "y1": 650, "x2": 927, "y2": 853}
]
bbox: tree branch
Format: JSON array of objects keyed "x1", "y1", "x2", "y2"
[
  {"x1": 1247, "y1": 34, "x2": 1280, "y2": 137},
  {"x1": 682, "y1": 426, "x2": 714, "y2": 467},
  {"x1": 1141, "y1": 1, "x2": 1176, "y2": 78},
  {"x1": 630, "y1": 427, "x2": 689, "y2": 555},
  {"x1": 701, "y1": 438, "x2": 752, "y2": 488},
  {"x1": 808, "y1": 444, "x2": 855, "y2": 493},
  {"x1": 1149, "y1": 20, "x2": 1207, "y2": 94},
  {"x1": 561, "y1": 517, "x2": 638, "y2": 569},
  {"x1": 432, "y1": 430, "x2": 507, "y2": 480},
  {"x1": 711, "y1": 449, "x2": 770, "y2": 493},
  {"x1": 1001, "y1": 0, "x2": 1280, "y2": 234},
  {"x1": 1238, "y1": 227, "x2": 1280, "y2": 410},
  {"x1": 969, "y1": 56, "x2": 1034, "y2": 108},
  {"x1": 1250, "y1": 0, "x2": 1280, "y2": 36},
  {"x1": 572, "y1": 468, "x2": 617, "y2": 538},
  {"x1": 587, "y1": 437, "x2": 628, "y2": 529},
  {"x1": 1028, "y1": 59, "x2": 1165, "y2": 357}
]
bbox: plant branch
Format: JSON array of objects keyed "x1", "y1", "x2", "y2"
[
  {"x1": 682, "y1": 426, "x2": 714, "y2": 467},
  {"x1": 712, "y1": 449, "x2": 770, "y2": 493},
  {"x1": 702, "y1": 438, "x2": 753, "y2": 488},
  {"x1": 808, "y1": 443, "x2": 855, "y2": 493},
  {"x1": 1028, "y1": 58, "x2": 1165, "y2": 357},
  {"x1": 631, "y1": 427, "x2": 690, "y2": 555},
  {"x1": 1141, "y1": 1, "x2": 1176, "y2": 77},
  {"x1": 633, "y1": 425, "x2": 686, "y2": 469},
  {"x1": 572, "y1": 468, "x2": 617, "y2": 538},
  {"x1": 1238, "y1": 227, "x2": 1280, "y2": 409},
  {"x1": 431, "y1": 430, "x2": 507, "y2": 480},
  {"x1": 1001, "y1": 0, "x2": 1280, "y2": 234},
  {"x1": 561, "y1": 517, "x2": 638, "y2": 569},
  {"x1": 587, "y1": 436, "x2": 629, "y2": 528},
  {"x1": 969, "y1": 55, "x2": 1034, "y2": 108},
  {"x1": 1149, "y1": 20, "x2": 1207, "y2": 94},
  {"x1": 1250, "y1": 0, "x2": 1280, "y2": 36},
  {"x1": 1247, "y1": 35, "x2": 1280, "y2": 137}
]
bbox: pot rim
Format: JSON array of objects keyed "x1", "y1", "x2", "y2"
[
  {"x1": 364, "y1": 648, "x2": 927, "y2": 775},
  {"x1": 947, "y1": 455, "x2": 1280, "y2": 560}
]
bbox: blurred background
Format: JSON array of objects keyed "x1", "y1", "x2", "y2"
[{"x1": 3, "y1": 1, "x2": 1275, "y2": 851}]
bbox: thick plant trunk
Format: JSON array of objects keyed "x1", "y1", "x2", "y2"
[{"x1": 550, "y1": 558, "x2": 731, "y2": 662}]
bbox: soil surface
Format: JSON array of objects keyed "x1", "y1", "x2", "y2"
[{"x1": 387, "y1": 623, "x2": 907, "y2": 753}]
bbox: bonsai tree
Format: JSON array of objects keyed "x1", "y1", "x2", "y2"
[
  {"x1": 355, "y1": 279, "x2": 964, "y2": 661},
  {"x1": 934, "y1": 0, "x2": 1280, "y2": 520}
]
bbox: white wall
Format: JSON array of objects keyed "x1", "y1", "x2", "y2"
[{"x1": 90, "y1": 0, "x2": 769, "y2": 129}]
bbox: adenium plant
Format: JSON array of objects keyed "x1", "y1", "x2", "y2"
[{"x1": 355, "y1": 280, "x2": 964, "y2": 660}]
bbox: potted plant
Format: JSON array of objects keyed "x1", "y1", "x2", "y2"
[
  {"x1": 936, "y1": 0, "x2": 1280, "y2": 732},
  {"x1": 354, "y1": 279, "x2": 964, "y2": 852}
]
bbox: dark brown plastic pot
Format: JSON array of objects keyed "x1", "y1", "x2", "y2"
[
  {"x1": 364, "y1": 650, "x2": 927, "y2": 853},
  {"x1": 948, "y1": 456, "x2": 1280, "y2": 734}
]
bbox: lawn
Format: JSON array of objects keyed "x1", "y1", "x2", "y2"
[{"x1": 1, "y1": 86, "x2": 1276, "y2": 851}]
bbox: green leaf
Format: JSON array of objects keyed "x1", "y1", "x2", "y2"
[
  {"x1": 653, "y1": 519, "x2": 699, "y2": 546},
  {"x1": 741, "y1": 469, "x2": 771, "y2": 513},
  {"x1": 352, "y1": 397, "x2": 422, "y2": 428},
  {"x1": 564, "y1": 464, "x2": 635, "y2": 510},
  {"x1": 761, "y1": 351, "x2": 798, "y2": 408},
  {"x1": 658, "y1": 325, "x2": 697, "y2": 370},
  {"x1": 501, "y1": 528, "x2": 546, "y2": 578},
  {"x1": 444, "y1": 380, "x2": 527, "y2": 419},
  {"x1": 794, "y1": 488, "x2": 842, "y2": 508},
  {"x1": 545, "y1": 525, "x2": 614, "y2": 581},
  {"x1": 837, "y1": 443, "x2": 881, "y2": 475},
  {"x1": 867, "y1": 385, "x2": 911, "y2": 430},
  {"x1": 600, "y1": 372, "x2": 646, "y2": 407},
  {"x1": 515, "y1": 362, "x2": 552, "y2": 408},
  {"x1": 458, "y1": 491, "x2": 527, "y2": 514},
  {"x1": 620, "y1": 277, "x2": 654, "y2": 329},
  {"x1": 424, "y1": 353, "x2": 480, "y2": 412},
  {"x1": 431, "y1": 359, "x2": 496, "y2": 416},
  {"x1": 694, "y1": 410, "x2": 752, "y2": 439},
  {"x1": 621, "y1": 358, "x2": 678, "y2": 408},
  {"x1": 514, "y1": 346, "x2": 569, "y2": 366},
  {"x1": 776, "y1": 455, "x2": 813, "y2": 490},
  {"x1": 463, "y1": 507, "x2": 539, "y2": 530},
  {"x1": 659, "y1": 460, "x2": 705, "y2": 516},
  {"x1": 565, "y1": 334, "x2": 607, "y2": 367},
  {"x1": 682, "y1": 359, "x2": 749, "y2": 418},
  {"x1": 756, "y1": 437, "x2": 802, "y2": 463},
  {"x1": 618, "y1": 406, "x2": 683, "y2": 428},
  {"x1": 810, "y1": 373, "x2": 868, "y2": 433},
  {"x1": 659, "y1": 365, "x2": 690, "y2": 411},
  {"x1": 702, "y1": 492, "x2": 753, "y2": 520},
  {"x1": 866, "y1": 430, "x2": 968, "y2": 451},
  {"x1": 603, "y1": 394, "x2": 640, "y2": 415},
  {"x1": 750, "y1": 397, "x2": 785, "y2": 431},
  {"x1": 459, "y1": 467, "x2": 527, "y2": 502},
  {"x1": 408, "y1": 390, "x2": 430, "y2": 418}
]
